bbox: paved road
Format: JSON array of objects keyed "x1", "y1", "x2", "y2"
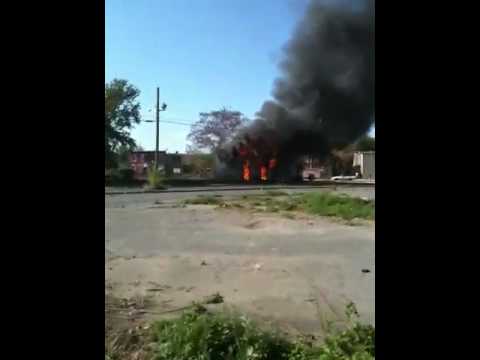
[
  {"x1": 106, "y1": 181, "x2": 374, "y2": 194},
  {"x1": 105, "y1": 185, "x2": 375, "y2": 209}
]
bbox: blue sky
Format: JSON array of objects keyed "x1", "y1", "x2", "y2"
[{"x1": 106, "y1": 0, "x2": 373, "y2": 152}]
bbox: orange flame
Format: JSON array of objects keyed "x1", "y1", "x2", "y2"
[
  {"x1": 243, "y1": 161, "x2": 251, "y2": 182},
  {"x1": 260, "y1": 166, "x2": 268, "y2": 181}
]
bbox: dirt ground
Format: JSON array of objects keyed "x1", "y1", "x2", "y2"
[{"x1": 105, "y1": 190, "x2": 374, "y2": 339}]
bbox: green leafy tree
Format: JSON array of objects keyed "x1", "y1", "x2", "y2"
[
  {"x1": 355, "y1": 135, "x2": 375, "y2": 152},
  {"x1": 116, "y1": 144, "x2": 133, "y2": 168},
  {"x1": 105, "y1": 79, "x2": 141, "y2": 168},
  {"x1": 182, "y1": 153, "x2": 215, "y2": 176}
]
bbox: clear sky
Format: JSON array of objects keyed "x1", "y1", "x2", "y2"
[{"x1": 106, "y1": 0, "x2": 373, "y2": 153}]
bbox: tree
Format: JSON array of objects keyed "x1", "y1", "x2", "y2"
[
  {"x1": 105, "y1": 79, "x2": 141, "y2": 168},
  {"x1": 355, "y1": 135, "x2": 375, "y2": 152},
  {"x1": 187, "y1": 107, "x2": 248, "y2": 153},
  {"x1": 117, "y1": 144, "x2": 134, "y2": 168},
  {"x1": 182, "y1": 153, "x2": 215, "y2": 176}
]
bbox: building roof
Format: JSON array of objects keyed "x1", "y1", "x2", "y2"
[{"x1": 354, "y1": 151, "x2": 375, "y2": 154}]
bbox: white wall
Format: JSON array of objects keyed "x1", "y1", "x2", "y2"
[{"x1": 354, "y1": 152, "x2": 375, "y2": 179}]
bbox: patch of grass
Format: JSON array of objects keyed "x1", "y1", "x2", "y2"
[
  {"x1": 282, "y1": 212, "x2": 296, "y2": 220},
  {"x1": 264, "y1": 190, "x2": 289, "y2": 197},
  {"x1": 277, "y1": 199, "x2": 300, "y2": 211},
  {"x1": 106, "y1": 325, "x2": 151, "y2": 360},
  {"x1": 301, "y1": 192, "x2": 374, "y2": 221},
  {"x1": 291, "y1": 192, "x2": 305, "y2": 197},
  {"x1": 145, "y1": 303, "x2": 374, "y2": 360},
  {"x1": 222, "y1": 191, "x2": 374, "y2": 223},
  {"x1": 266, "y1": 205, "x2": 280, "y2": 213},
  {"x1": 203, "y1": 292, "x2": 224, "y2": 304},
  {"x1": 262, "y1": 196, "x2": 302, "y2": 213},
  {"x1": 183, "y1": 195, "x2": 224, "y2": 205},
  {"x1": 218, "y1": 202, "x2": 246, "y2": 210},
  {"x1": 150, "y1": 311, "x2": 292, "y2": 360}
]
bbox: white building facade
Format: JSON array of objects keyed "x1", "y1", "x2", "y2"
[{"x1": 353, "y1": 151, "x2": 375, "y2": 179}]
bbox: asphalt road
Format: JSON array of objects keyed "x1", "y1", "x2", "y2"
[{"x1": 105, "y1": 185, "x2": 375, "y2": 209}]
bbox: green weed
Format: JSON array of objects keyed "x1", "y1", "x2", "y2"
[
  {"x1": 183, "y1": 195, "x2": 224, "y2": 205},
  {"x1": 106, "y1": 303, "x2": 374, "y2": 360},
  {"x1": 301, "y1": 192, "x2": 374, "y2": 220},
  {"x1": 147, "y1": 168, "x2": 166, "y2": 190}
]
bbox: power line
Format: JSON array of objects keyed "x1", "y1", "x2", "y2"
[
  {"x1": 163, "y1": 116, "x2": 196, "y2": 123},
  {"x1": 142, "y1": 119, "x2": 193, "y2": 126},
  {"x1": 161, "y1": 120, "x2": 193, "y2": 126}
]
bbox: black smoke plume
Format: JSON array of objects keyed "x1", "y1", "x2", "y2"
[{"x1": 218, "y1": 0, "x2": 375, "y2": 178}]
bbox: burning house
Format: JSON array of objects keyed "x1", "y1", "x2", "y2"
[{"x1": 216, "y1": 0, "x2": 375, "y2": 183}]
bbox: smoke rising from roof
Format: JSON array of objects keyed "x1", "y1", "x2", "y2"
[{"x1": 219, "y1": 0, "x2": 375, "y2": 168}]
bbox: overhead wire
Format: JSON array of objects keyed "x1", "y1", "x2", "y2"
[{"x1": 141, "y1": 118, "x2": 195, "y2": 126}]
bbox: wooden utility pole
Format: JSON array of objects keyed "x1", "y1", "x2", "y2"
[{"x1": 154, "y1": 87, "x2": 160, "y2": 170}]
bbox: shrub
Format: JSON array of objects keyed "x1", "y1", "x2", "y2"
[
  {"x1": 147, "y1": 167, "x2": 166, "y2": 190},
  {"x1": 183, "y1": 195, "x2": 224, "y2": 205},
  {"x1": 150, "y1": 311, "x2": 292, "y2": 360},
  {"x1": 181, "y1": 163, "x2": 195, "y2": 174},
  {"x1": 265, "y1": 190, "x2": 289, "y2": 197},
  {"x1": 302, "y1": 192, "x2": 374, "y2": 220},
  {"x1": 147, "y1": 303, "x2": 374, "y2": 360},
  {"x1": 106, "y1": 167, "x2": 136, "y2": 186},
  {"x1": 314, "y1": 302, "x2": 375, "y2": 359},
  {"x1": 106, "y1": 303, "x2": 374, "y2": 360}
]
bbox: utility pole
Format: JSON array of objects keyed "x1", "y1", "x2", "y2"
[{"x1": 154, "y1": 87, "x2": 160, "y2": 170}]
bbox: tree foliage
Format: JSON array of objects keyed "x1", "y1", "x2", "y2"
[
  {"x1": 355, "y1": 135, "x2": 375, "y2": 152},
  {"x1": 187, "y1": 108, "x2": 248, "y2": 153},
  {"x1": 116, "y1": 144, "x2": 133, "y2": 168},
  {"x1": 105, "y1": 79, "x2": 141, "y2": 168},
  {"x1": 182, "y1": 153, "x2": 215, "y2": 176}
]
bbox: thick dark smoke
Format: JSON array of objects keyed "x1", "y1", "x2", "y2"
[{"x1": 218, "y1": 0, "x2": 375, "y2": 178}]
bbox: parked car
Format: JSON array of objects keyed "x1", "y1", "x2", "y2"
[
  {"x1": 303, "y1": 168, "x2": 320, "y2": 181},
  {"x1": 331, "y1": 173, "x2": 360, "y2": 181},
  {"x1": 303, "y1": 166, "x2": 330, "y2": 181}
]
